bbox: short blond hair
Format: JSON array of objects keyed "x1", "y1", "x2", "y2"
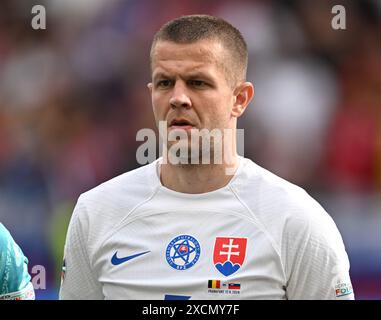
[{"x1": 150, "y1": 14, "x2": 248, "y2": 86}]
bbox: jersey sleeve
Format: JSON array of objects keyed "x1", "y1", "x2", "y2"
[
  {"x1": 0, "y1": 224, "x2": 35, "y2": 300},
  {"x1": 283, "y1": 203, "x2": 354, "y2": 300},
  {"x1": 59, "y1": 197, "x2": 104, "y2": 300}
]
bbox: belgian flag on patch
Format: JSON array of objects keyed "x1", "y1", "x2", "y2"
[{"x1": 208, "y1": 280, "x2": 221, "y2": 289}]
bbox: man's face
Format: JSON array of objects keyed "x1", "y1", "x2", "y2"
[{"x1": 149, "y1": 39, "x2": 237, "y2": 158}]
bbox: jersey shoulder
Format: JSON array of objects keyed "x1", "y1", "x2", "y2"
[
  {"x1": 69, "y1": 160, "x2": 161, "y2": 253},
  {"x1": 81, "y1": 159, "x2": 160, "y2": 205},
  {"x1": 232, "y1": 158, "x2": 342, "y2": 250},
  {"x1": 233, "y1": 157, "x2": 325, "y2": 217}
]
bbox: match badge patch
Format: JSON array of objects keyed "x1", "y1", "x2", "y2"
[
  {"x1": 213, "y1": 237, "x2": 247, "y2": 277},
  {"x1": 335, "y1": 281, "x2": 353, "y2": 298},
  {"x1": 166, "y1": 235, "x2": 201, "y2": 270},
  {"x1": 207, "y1": 280, "x2": 241, "y2": 295}
]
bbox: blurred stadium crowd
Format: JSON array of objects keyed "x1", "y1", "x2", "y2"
[{"x1": 0, "y1": 0, "x2": 380, "y2": 299}]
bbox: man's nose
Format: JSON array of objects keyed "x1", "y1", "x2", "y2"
[{"x1": 169, "y1": 81, "x2": 191, "y2": 109}]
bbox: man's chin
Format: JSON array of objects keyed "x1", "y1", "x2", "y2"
[{"x1": 165, "y1": 144, "x2": 217, "y2": 165}]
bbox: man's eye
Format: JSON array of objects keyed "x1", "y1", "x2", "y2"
[
  {"x1": 157, "y1": 80, "x2": 172, "y2": 87},
  {"x1": 189, "y1": 80, "x2": 206, "y2": 87}
]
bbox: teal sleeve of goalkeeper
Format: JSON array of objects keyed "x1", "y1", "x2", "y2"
[{"x1": 0, "y1": 223, "x2": 35, "y2": 300}]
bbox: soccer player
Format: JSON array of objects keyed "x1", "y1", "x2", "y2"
[
  {"x1": 60, "y1": 15, "x2": 354, "y2": 300},
  {"x1": 0, "y1": 223, "x2": 35, "y2": 300}
]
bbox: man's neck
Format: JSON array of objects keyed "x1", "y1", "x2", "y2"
[{"x1": 160, "y1": 156, "x2": 239, "y2": 194}]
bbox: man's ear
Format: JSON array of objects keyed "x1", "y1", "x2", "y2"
[
  {"x1": 147, "y1": 82, "x2": 153, "y2": 94},
  {"x1": 231, "y1": 82, "x2": 254, "y2": 118}
]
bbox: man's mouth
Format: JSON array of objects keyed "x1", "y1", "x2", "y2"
[{"x1": 168, "y1": 118, "x2": 195, "y2": 131}]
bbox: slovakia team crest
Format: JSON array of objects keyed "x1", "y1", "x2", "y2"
[
  {"x1": 213, "y1": 237, "x2": 247, "y2": 277},
  {"x1": 166, "y1": 234, "x2": 201, "y2": 270}
]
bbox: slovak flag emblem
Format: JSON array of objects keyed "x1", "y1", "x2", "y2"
[{"x1": 213, "y1": 237, "x2": 247, "y2": 277}]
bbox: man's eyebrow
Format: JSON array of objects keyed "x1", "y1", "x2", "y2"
[
  {"x1": 186, "y1": 72, "x2": 213, "y2": 80},
  {"x1": 152, "y1": 72, "x2": 171, "y2": 80}
]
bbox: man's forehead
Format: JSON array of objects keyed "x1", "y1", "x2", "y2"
[{"x1": 151, "y1": 40, "x2": 227, "y2": 69}]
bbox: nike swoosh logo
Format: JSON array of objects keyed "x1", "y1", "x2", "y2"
[{"x1": 111, "y1": 250, "x2": 150, "y2": 266}]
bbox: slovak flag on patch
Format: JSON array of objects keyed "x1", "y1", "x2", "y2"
[{"x1": 213, "y1": 237, "x2": 247, "y2": 277}]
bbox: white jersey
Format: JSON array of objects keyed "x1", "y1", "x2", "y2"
[{"x1": 59, "y1": 157, "x2": 354, "y2": 300}]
